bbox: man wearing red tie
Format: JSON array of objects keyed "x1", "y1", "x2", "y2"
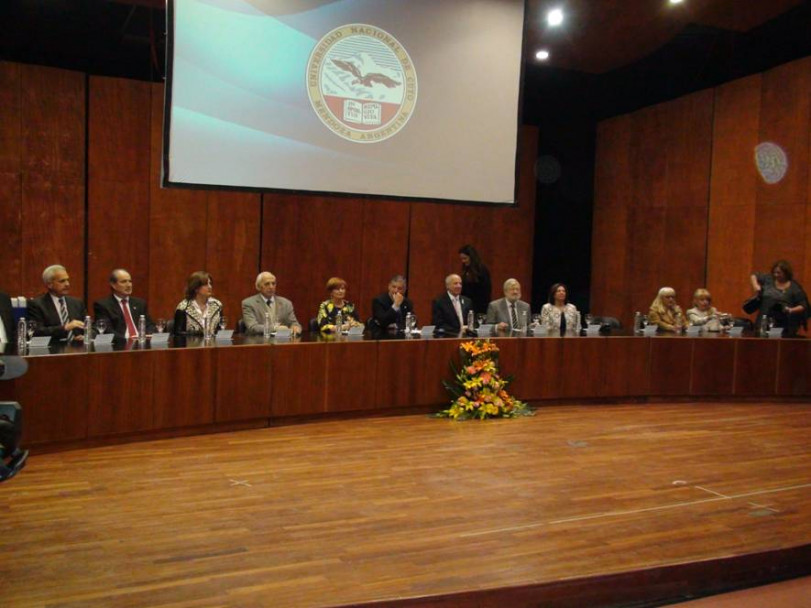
[
  {"x1": 93, "y1": 269, "x2": 155, "y2": 340},
  {"x1": 27, "y1": 265, "x2": 87, "y2": 342}
]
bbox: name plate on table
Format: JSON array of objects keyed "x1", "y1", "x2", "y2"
[
  {"x1": 531, "y1": 326, "x2": 548, "y2": 337},
  {"x1": 94, "y1": 333, "x2": 115, "y2": 345},
  {"x1": 685, "y1": 326, "x2": 702, "y2": 337},
  {"x1": 728, "y1": 326, "x2": 744, "y2": 337},
  {"x1": 585, "y1": 325, "x2": 601, "y2": 336},
  {"x1": 150, "y1": 332, "x2": 170, "y2": 344},
  {"x1": 93, "y1": 342, "x2": 114, "y2": 352},
  {"x1": 150, "y1": 338, "x2": 170, "y2": 349},
  {"x1": 347, "y1": 326, "x2": 364, "y2": 337},
  {"x1": 767, "y1": 328, "x2": 783, "y2": 339},
  {"x1": 419, "y1": 325, "x2": 436, "y2": 337},
  {"x1": 476, "y1": 324, "x2": 494, "y2": 336},
  {"x1": 274, "y1": 327, "x2": 292, "y2": 339},
  {"x1": 215, "y1": 330, "x2": 234, "y2": 342},
  {"x1": 642, "y1": 325, "x2": 658, "y2": 336},
  {"x1": 28, "y1": 337, "x2": 51, "y2": 348}
]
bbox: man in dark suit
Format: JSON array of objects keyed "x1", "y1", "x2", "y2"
[
  {"x1": 27, "y1": 265, "x2": 87, "y2": 341},
  {"x1": 93, "y1": 269, "x2": 155, "y2": 340},
  {"x1": 371, "y1": 274, "x2": 413, "y2": 332},
  {"x1": 431, "y1": 274, "x2": 473, "y2": 335},
  {"x1": 0, "y1": 291, "x2": 16, "y2": 344}
]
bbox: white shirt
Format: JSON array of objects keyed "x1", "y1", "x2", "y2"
[
  {"x1": 448, "y1": 291, "x2": 464, "y2": 327},
  {"x1": 0, "y1": 313, "x2": 8, "y2": 342}
]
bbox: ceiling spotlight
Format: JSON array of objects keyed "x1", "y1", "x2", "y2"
[
  {"x1": 547, "y1": 8, "x2": 564, "y2": 27},
  {"x1": 669, "y1": 0, "x2": 684, "y2": 4},
  {"x1": 536, "y1": 50, "x2": 550, "y2": 61}
]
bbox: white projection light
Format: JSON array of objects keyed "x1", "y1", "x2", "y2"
[
  {"x1": 547, "y1": 8, "x2": 564, "y2": 27},
  {"x1": 754, "y1": 142, "x2": 788, "y2": 184},
  {"x1": 536, "y1": 49, "x2": 550, "y2": 61}
]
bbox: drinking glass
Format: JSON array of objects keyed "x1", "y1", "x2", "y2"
[
  {"x1": 155, "y1": 318, "x2": 166, "y2": 333},
  {"x1": 584, "y1": 314, "x2": 594, "y2": 326},
  {"x1": 218, "y1": 316, "x2": 227, "y2": 331},
  {"x1": 531, "y1": 314, "x2": 541, "y2": 327},
  {"x1": 476, "y1": 314, "x2": 486, "y2": 327},
  {"x1": 95, "y1": 318, "x2": 108, "y2": 335},
  {"x1": 640, "y1": 315, "x2": 648, "y2": 328}
]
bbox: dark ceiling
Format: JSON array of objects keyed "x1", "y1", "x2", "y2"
[{"x1": 1, "y1": 0, "x2": 810, "y2": 122}]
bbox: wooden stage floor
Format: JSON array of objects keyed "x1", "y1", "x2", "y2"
[{"x1": 2, "y1": 402, "x2": 811, "y2": 607}]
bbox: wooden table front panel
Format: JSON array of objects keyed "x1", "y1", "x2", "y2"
[
  {"x1": 270, "y1": 342, "x2": 327, "y2": 417},
  {"x1": 325, "y1": 341, "x2": 378, "y2": 412},
  {"x1": 776, "y1": 340, "x2": 811, "y2": 396},
  {"x1": 215, "y1": 344, "x2": 272, "y2": 422},
  {"x1": 375, "y1": 339, "x2": 426, "y2": 408},
  {"x1": 734, "y1": 339, "x2": 778, "y2": 396},
  {"x1": 152, "y1": 347, "x2": 215, "y2": 429},
  {"x1": 648, "y1": 338, "x2": 693, "y2": 396},
  {"x1": 691, "y1": 338, "x2": 736, "y2": 396},
  {"x1": 602, "y1": 337, "x2": 650, "y2": 397},
  {"x1": 87, "y1": 350, "x2": 155, "y2": 437}
]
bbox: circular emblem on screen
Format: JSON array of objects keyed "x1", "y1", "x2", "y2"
[
  {"x1": 307, "y1": 24, "x2": 417, "y2": 143},
  {"x1": 754, "y1": 142, "x2": 788, "y2": 184}
]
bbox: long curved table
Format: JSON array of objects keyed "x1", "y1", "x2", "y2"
[{"x1": 1, "y1": 331, "x2": 809, "y2": 450}]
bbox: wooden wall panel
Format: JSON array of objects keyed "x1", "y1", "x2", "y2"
[
  {"x1": 148, "y1": 83, "x2": 207, "y2": 319},
  {"x1": 20, "y1": 65, "x2": 86, "y2": 298},
  {"x1": 706, "y1": 75, "x2": 761, "y2": 316},
  {"x1": 591, "y1": 115, "x2": 632, "y2": 322},
  {"x1": 205, "y1": 190, "x2": 261, "y2": 324},
  {"x1": 754, "y1": 58, "x2": 811, "y2": 278},
  {"x1": 0, "y1": 63, "x2": 22, "y2": 294},
  {"x1": 88, "y1": 76, "x2": 152, "y2": 309}
]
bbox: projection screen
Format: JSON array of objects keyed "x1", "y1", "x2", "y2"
[{"x1": 164, "y1": 0, "x2": 527, "y2": 204}]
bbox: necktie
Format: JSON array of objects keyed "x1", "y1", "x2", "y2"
[
  {"x1": 452, "y1": 296, "x2": 463, "y2": 328},
  {"x1": 59, "y1": 297, "x2": 73, "y2": 341},
  {"x1": 510, "y1": 303, "x2": 518, "y2": 329},
  {"x1": 121, "y1": 298, "x2": 138, "y2": 338},
  {"x1": 266, "y1": 298, "x2": 276, "y2": 327}
]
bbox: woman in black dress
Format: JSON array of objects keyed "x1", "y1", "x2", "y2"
[
  {"x1": 749, "y1": 260, "x2": 809, "y2": 336},
  {"x1": 458, "y1": 244, "x2": 491, "y2": 315}
]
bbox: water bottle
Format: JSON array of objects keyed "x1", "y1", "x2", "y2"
[
  {"x1": 520, "y1": 310, "x2": 528, "y2": 332},
  {"x1": 83, "y1": 315, "x2": 92, "y2": 341},
  {"x1": 404, "y1": 312, "x2": 413, "y2": 333},
  {"x1": 634, "y1": 311, "x2": 642, "y2": 334},
  {"x1": 759, "y1": 315, "x2": 769, "y2": 337},
  {"x1": 467, "y1": 310, "x2": 474, "y2": 330},
  {"x1": 17, "y1": 317, "x2": 27, "y2": 351},
  {"x1": 203, "y1": 309, "x2": 213, "y2": 340},
  {"x1": 335, "y1": 312, "x2": 343, "y2": 334},
  {"x1": 263, "y1": 311, "x2": 271, "y2": 338},
  {"x1": 138, "y1": 315, "x2": 146, "y2": 341}
]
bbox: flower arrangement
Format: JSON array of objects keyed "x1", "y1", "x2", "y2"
[{"x1": 438, "y1": 340, "x2": 533, "y2": 420}]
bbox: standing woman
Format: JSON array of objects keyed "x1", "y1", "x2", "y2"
[
  {"x1": 648, "y1": 287, "x2": 686, "y2": 333},
  {"x1": 317, "y1": 277, "x2": 361, "y2": 333},
  {"x1": 459, "y1": 244, "x2": 492, "y2": 315},
  {"x1": 540, "y1": 283, "x2": 581, "y2": 336},
  {"x1": 174, "y1": 271, "x2": 223, "y2": 335},
  {"x1": 750, "y1": 260, "x2": 809, "y2": 336}
]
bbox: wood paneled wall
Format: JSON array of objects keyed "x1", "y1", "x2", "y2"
[
  {"x1": 592, "y1": 56, "x2": 811, "y2": 329},
  {"x1": 0, "y1": 62, "x2": 536, "y2": 326}
]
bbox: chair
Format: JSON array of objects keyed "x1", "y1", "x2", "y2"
[
  {"x1": 309, "y1": 317, "x2": 319, "y2": 333},
  {"x1": 594, "y1": 316, "x2": 622, "y2": 330},
  {"x1": 732, "y1": 317, "x2": 754, "y2": 330},
  {"x1": 236, "y1": 319, "x2": 246, "y2": 334}
]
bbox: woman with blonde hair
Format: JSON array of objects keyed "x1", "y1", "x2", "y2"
[
  {"x1": 686, "y1": 288, "x2": 723, "y2": 331},
  {"x1": 648, "y1": 287, "x2": 686, "y2": 333}
]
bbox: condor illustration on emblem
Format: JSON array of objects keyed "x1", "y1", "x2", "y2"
[{"x1": 307, "y1": 24, "x2": 417, "y2": 143}]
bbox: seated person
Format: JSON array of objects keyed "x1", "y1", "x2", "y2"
[
  {"x1": 371, "y1": 274, "x2": 413, "y2": 332},
  {"x1": 27, "y1": 265, "x2": 87, "y2": 342},
  {"x1": 686, "y1": 288, "x2": 723, "y2": 331},
  {"x1": 173, "y1": 271, "x2": 223, "y2": 335},
  {"x1": 540, "y1": 283, "x2": 580, "y2": 336},
  {"x1": 317, "y1": 277, "x2": 361, "y2": 333},
  {"x1": 486, "y1": 278, "x2": 531, "y2": 331},
  {"x1": 648, "y1": 287, "x2": 687, "y2": 333},
  {"x1": 431, "y1": 274, "x2": 473, "y2": 335},
  {"x1": 750, "y1": 259, "x2": 809, "y2": 337},
  {"x1": 93, "y1": 268, "x2": 155, "y2": 339},
  {"x1": 242, "y1": 271, "x2": 301, "y2": 335}
]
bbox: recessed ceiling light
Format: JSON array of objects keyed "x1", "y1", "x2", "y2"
[
  {"x1": 669, "y1": 0, "x2": 684, "y2": 4},
  {"x1": 547, "y1": 8, "x2": 564, "y2": 27},
  {"x1": 536, "y1": 49, "x2": 550, "y2": 61}
]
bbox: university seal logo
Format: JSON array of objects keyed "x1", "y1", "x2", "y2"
[
  {"x1": 754, "y1": 142, "x2": 788, "y2": 185},
  {"x1": 307, "y1": 24, "x2": 417, "y2": 143}
]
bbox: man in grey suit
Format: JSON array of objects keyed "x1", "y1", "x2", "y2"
[
  {"x1": 485, "y1": 278, "x2": 531, "y2": 331},
  {"x1": 241, "y1": 271, "x2": 301, "y2": 335}
]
